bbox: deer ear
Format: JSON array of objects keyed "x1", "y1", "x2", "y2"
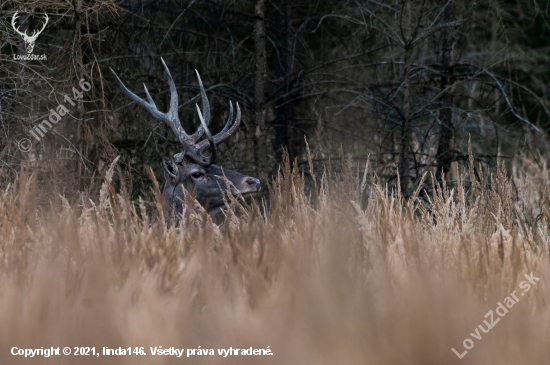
[{"x1": 162, "y1": 156, "x2": 178, "y2": 180}]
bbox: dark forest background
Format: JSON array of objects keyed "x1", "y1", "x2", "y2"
[{"x1": 1, "y1": 0, "x2": 550, "y2": 204}]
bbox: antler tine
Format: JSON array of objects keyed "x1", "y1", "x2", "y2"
[
  {"x1": 189, "y1": 70, "x2": 211, "y2": 143},
  {"x1": 143, "y1": 83, "x2": 156, "y2": 106},
  {"x1": 34, "y1": 13, "x2": 48, "y2": 38},
  {"x1": 25, "y1": 13, "x2": 49, "y2": 41},
  {"x1": 196, "y1": 102, "x2": 241, "y2": 150},
  {"x1": 160, "y1": 58, "x2": 180, "y2": 125},
  {"x1": 195, "y1": 101, "x2": 233, "y2": 148},
  {"x1": 196, "y1": 70, "x2": 211, "y2": 125},
  {"x1": 218, "y1": 101, "x2": 234, "y2": 136},
  {"x1": 12, "y1": 12, "x2": 26, "y2": 37},
  {"x1": 109, "y1": 67, "x2": 164, "y2": 120},
  {"x1": 110, "y1": 64, "x2": 194, "y2": 148},
  {"x1": 196, "y1": 104, "x2": 216, "y2": 167},
  {"x1": 160, "y1": 58, "x2": 196, "y2": 147}
]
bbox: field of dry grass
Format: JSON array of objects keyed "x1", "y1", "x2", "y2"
[{"x1": 0, "y1": 150, "x2": 549, "y2": 365}]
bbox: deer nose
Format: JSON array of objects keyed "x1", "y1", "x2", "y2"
[{"x1": 242, "y1": 177, "x2": 261, "y2": 192}]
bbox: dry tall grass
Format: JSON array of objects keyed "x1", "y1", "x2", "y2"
[{"x1": 0, "y1": 151, "x2": 549, "y2": 365}]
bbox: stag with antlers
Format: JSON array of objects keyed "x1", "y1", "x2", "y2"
[
  {"x1": 110, "y1": 59, "x2": 261, "y2": 218},
  {"x1": 11, "y1": 12, "x2": 48, "y2": 54}
]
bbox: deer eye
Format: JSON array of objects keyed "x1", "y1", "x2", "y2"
[{"x1": 191, "y1": 172, "x2": 204, "y2": 179}]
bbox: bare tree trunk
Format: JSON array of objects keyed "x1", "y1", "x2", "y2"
[
  {"x1": 283, "y1": 0, "x2": 294, "y2": 162},
  {"x1": 275, "y1": 0, "x2": 295, "y2": 163},
  {"x1": 74, "y1": 2, "x2": 84, "y2": 192},
  {"x1": 436, "y1": 0, "x2": 455, "y2": 180},
  {"x1": 253, "y1": 0, "x2": 268, "y2": 182},
  {"x1": 399, "y1": 1, "x2": 412, "y2": 197}
]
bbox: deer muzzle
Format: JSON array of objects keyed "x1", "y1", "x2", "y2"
[{"x1": 239, "y1": 177, "x2": 261, "y2": 195}]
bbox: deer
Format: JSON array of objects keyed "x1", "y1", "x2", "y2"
[
  {"x1": 11, "y1": 12, "x2": 48, "y2": 54},
  {"x1": 109, "y1": 59, "x2": 261, "y2": 219}
]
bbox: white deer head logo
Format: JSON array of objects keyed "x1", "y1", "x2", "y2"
[{"x1": 11, "y1": 12, "x2": 48, "y2": 54}]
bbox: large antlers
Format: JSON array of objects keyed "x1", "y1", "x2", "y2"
[
  {"x1": 12, "y1": 12, "x2": 48, "y2": 41},
  {"x1": 109, "y1": 58, "x2": 241, "y2": 167}
]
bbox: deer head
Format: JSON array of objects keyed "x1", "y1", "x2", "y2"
[
  {"x1": 110, "y1": 59, "x2": 261, "y2": 217},
  {"x1": 11, "y1": 12, "x2": 48, "y2": 54}
]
